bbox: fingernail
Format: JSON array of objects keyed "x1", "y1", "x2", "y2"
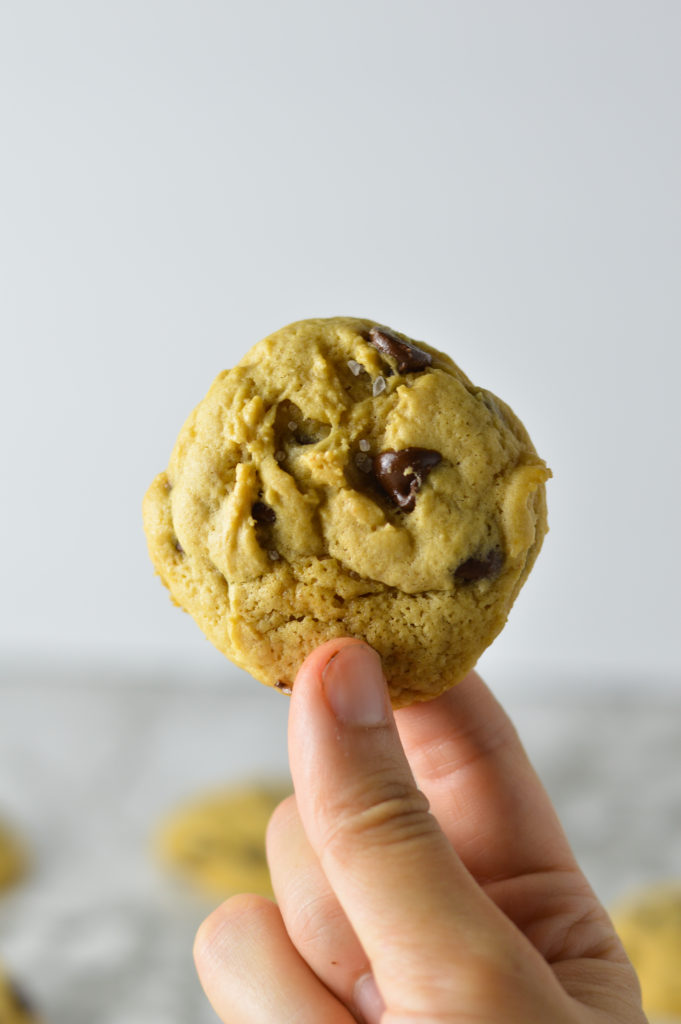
[
  {"x1": 354, "y1": 972, "x2": 385, "y2": 1024},
  {"x1": 322, "y1": 643, "x2": 389, "y2": 726}
]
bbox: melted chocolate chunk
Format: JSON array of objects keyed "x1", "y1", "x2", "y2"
[
  {"x1": 368, "y1": 326, "x2": 432, "y2": 373},
  {"x1": 373, "y1": 448, "x2": 442, "y2": 512},
  {"x1": 252, "y1": 501, "x2": 276, "y2": 524},
  {"x1": 275, "y1": 679, "x2": 292, "y2": 695},
  {"x1": 454, "y1": 549, "x2": 504, "y2": 582}
]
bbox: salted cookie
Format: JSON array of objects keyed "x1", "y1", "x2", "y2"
[
  {"x1": 0, "y1": 820, "x2": 26, "y2": 892},
  {"x1": 143, "y1": 317, "x2": 550, "y2": 706},
  {"x1": 0, "y1": 967, "x2": 40, "y2": 1023},
  {"x1": 154, "y1": 784, "x2": 289, "y2": 899},
  {"x1": 613, "y1": 883, "x2": 681, "y2": 1021}
]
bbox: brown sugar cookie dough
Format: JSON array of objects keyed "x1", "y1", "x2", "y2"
[
  {"x1": 143, "y1": 317, "x2": 550, "y2": 706},
  {"x1": 612, "y1": 882, "x2": 681, "y2": 1021},
  {"x1": 154, "y1": 784, "x2": 290, "y2": 899}
]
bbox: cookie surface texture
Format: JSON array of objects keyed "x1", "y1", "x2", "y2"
[
  {"x1": 612, "y1": 883, "x2": 681, "y2": 1020},
  {"x1": 154, "y1": 784, "x2": 289, "y2": 899},
  {"x1": 143, "y1": 317, "x2": 550, "y2": 706}
]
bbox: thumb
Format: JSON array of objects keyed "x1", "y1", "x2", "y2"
[{"x1": 288, "y1": 638, "x2": 519, "y2": 1016}]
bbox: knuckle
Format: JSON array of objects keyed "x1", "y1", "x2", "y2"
[
  {"x1": 193, "y1": 910, "x2": 219, "y2": 969},
  {"x1": 546, "y1": 891, "x2": 621, "y2": 963},
  {"x1": 290, "y1": 889, "x2": 349, "y2": 955},
  {"x1": 320, "y1": 771, "x2": 436, "y2": 859},
  {"x1": 449, "y1": 951, "x2": 525, "y2": 1017},
  {"x1": 265, "y1": 792, "x2": 298, "y2": 848}
]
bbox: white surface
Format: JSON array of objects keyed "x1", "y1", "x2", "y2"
[
  {"x1": 1, "y1": 1, "x2": 680, "y2": 685},
  {"x1": 0, "y1": 670, "x2": 679, "y2": 1022}
]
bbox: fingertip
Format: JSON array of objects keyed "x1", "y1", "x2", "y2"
[
  {"x1": 322, "y1": 642, "x2": 390, "y2": 727},
  {"x1": 265, "y1": 792, "x2": 298, "y2": 855},
  {"x1": 195, "y1": 892, "x2": 352, "y2": 1021},
  {"x1": 194, "y1": 893, "x2": 276, "y2": 977},
  {"x1": 293, "y1": 637, "x2": 372, "y2": 694},
  {"x1": 290, "y1": 638, "x2": 382, "y2": 726},
  {"x1": 354, "y1": 973, "x2": 386, "y2": 1024},
  {"x1": 291, "y1": 638, "x2": 393, "y2": 733}
]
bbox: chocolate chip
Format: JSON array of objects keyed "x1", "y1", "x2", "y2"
[
  {"x1": 275, "y1": 679, "x2": 292, "y2": 695},
  {"x1": 368, "y1": 326, "x2": 432, "y2": 373},
  {"x1": 373, "y1": 448, "x2": 442, "y2": 512},
  {"x1": 252, "y1": 501, "x2": 276, "y2": 524},
  {"x1": 454, "y1": 550, "x2": 504, "y2": 582}
]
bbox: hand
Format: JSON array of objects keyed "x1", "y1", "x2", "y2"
[{"x1": 194, "y1": 639, "x2": 645, "y2": 1023}]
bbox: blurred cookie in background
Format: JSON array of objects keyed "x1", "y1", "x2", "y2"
[
  {"x1": 0, "y1": 966, "x2": 42, "y2": 1023},
  {"x1": 154, "y1": 782, "x2": 291, "y2": 900},
  {"x1": 0, "y1": 819, "x2": 26, "y2": 893},
  {"x1": 612, "y1": 882, "x2": 681, "y2": 1022}
]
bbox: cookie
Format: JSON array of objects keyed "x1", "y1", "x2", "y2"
[
  {"x1": 154, "y1": 783, "x2": 289, "y2": 899},
  {"x1": 612, "y1": 882, "x2": 681, "y2": 1020},
  {"x1": 0, "y1": 820, "x2": 26, "y2": 893},
  {"x1": 143, "y1": 317, "x2": 550, "y2": 706},
  {"x1": 0, "y1": 967, "x2": 40, "y2": 1023}
]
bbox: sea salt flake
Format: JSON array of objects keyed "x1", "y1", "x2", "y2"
[
  {"x1": 358, "y1": 439, "x2": 371, "y2": 452},
  {"x1": 347, "y1": 359, "x2": 362, "y2": 376},
  {"x1": 372, "y1": 375, "x2": 387, "y2": 396},
  {"x1": 288, "y1": 420, "x2": 297, "y2": 431},
  {"x1": 274, "y1": 450, "x2": 286, "y2": 462},
  {"x1": 268, "y1": 549, "x2": 280, "y2": 561}
]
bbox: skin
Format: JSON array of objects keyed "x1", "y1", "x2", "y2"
[{"x1": 194, "y1": 638, "x2": 646, "y2": 1024}]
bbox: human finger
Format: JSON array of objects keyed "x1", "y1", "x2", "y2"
[
  {"x1": 395, "y1": 671, "x2": 634, "y2": 973},
  {"x1": 395, "y1": 669, "x2": 576, "y2": 886},
  {"x1": 267, "y1": 795, "x2": 384, "y2": 1024},
  {"x1": 287, "y1": 638, "x2": 550, "y2": 1015},
  {"x1": 193, "y1": 893, "x2": 356, "y2": 1024}
]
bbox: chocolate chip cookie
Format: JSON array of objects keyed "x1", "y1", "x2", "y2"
[
  {"x1": 143, "y1": 317, "x2": 550, "y2": 706},
  {"x1": 154, "y1": 784, "x2": 290, "y2": 899},
  {"x1": 612, "y1": 883, "x2": 681, "y2": 1021}
]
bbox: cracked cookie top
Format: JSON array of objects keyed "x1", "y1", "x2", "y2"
[{"x1": 143, "y1": 317, "x2": 550, "y2": 706}]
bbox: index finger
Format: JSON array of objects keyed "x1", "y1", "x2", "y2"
[{"x1": 395, "y1": 670, "x2": 577, "y2": 886}]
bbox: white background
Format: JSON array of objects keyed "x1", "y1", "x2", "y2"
[{"x1": 1, "y1": 0, "x2": 679, "y2": 690}]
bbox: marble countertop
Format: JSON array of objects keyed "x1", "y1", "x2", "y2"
[{"x1": 0, "y1": 667, "x2": 679, "y2": 1023}]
